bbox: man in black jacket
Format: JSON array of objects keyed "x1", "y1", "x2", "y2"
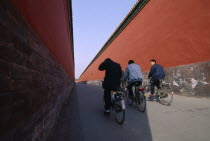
[
  {"x1": 148, "y1": 59, "x2": 165, "y2": 97},
  {"x1": 98, "y1": 58, "x2": 122, "y2": 114}
]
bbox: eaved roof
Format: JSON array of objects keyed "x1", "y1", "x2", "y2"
[{"x1": 79, "y1": 0, "x2": 149, "y2": 79}]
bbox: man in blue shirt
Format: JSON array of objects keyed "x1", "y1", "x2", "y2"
[
  {"x1": 122, "y1": 60, "x2": 143, "y2": 97},
  {"x1": 148, "y1": 59, "x2": 165, "y2": 97}
]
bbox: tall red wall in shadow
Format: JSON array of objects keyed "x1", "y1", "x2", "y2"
[
  {"x1": 79, "y1": 0, "x2": 210, "y2": 81},
  {"x1": 12, "y1": 0, "x2": 74, "y2": 79},
  {"x1": 0, "y1": 1, "x2": 75, "y2": 140}
]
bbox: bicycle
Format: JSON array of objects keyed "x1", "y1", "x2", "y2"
[
  {"x1": 103, "y1": 89, "x2": 126, "y2": 125},
  {"x1": 144, "y1": 80, "x2": 173, "y2": 106},
  {"x1": 126, "y1": 82, "x2": 146, "y2": 112}
]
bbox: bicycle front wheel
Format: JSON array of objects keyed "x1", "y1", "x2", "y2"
[
  {"x1": 158, "y1": 85, "x2": 173, "y2": 106},
  {"x1": 144, "y1": 85, "x2": 151, "y2": 101},
  {"x1": 113, "y1": 99, "x2": 125, "y2": 125}
]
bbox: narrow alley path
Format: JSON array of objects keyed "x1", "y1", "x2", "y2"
[{"x1": 48, "y1": 84, "x2": 210, "y2": 141}]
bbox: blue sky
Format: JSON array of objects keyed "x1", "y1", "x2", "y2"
[{"x1": 72, "y1": 0, "x2": 138, "y2": 79}]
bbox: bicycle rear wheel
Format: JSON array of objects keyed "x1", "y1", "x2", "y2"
[
  {"x1": 113, "y1": 99, "x2": 125, "y2": 125},
  {"x1": 125, "y1": 90, "x2": 133, "y2": 105},
  {"x1": 158, "y1": 85, "x2": 173, "y2": 106},
  {"x1": 136, "y1": 91, "x2": 146, "y2": 112}
]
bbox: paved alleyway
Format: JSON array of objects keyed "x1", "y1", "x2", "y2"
[{"x1": 48, "y1": 84, "x2": 210, "y2": 141}]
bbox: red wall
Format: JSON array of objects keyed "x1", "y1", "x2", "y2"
[
  {"x1": 12, "y1": 0, "x2": 74, "y2": 79},
  {"x1": 79, "y1": 0, "x2": 210, "y2": 81}
]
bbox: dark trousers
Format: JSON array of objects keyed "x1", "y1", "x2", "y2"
[
  {"x1": 128, "y1": 81, "x2": 142, "y2": 96},
  {"x1": 150, "y1": 79, "x2": 161, "y2": 94},
  {"x1": 104, "y1": 89, "x2": 111, "y2": 110}
]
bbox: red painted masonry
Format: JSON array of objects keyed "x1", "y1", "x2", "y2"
[
  {"x1": 12, "y1": 0, "x2": 74, "y2": 79},
  {"x1": 79, "y1": 0, "x2": 210, "y2": 82}
]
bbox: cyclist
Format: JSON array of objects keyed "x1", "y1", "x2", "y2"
[
  {"x1": 98, "y1": 58, "x2": 122, "y2": 114},
  {"x1": 148, "y1": 59, "x2": 165, "y2": 98},
  {"x1": 122, "y1": 60, "x2": 143, "y2": 98}
]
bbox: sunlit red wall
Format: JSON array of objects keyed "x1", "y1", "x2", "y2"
[
  {"x1": 12, "y1": 0, "x2": 74, "y2": 79},
  {"x1": 79, "y1": 0, "x2": 210, "y2": 82}
]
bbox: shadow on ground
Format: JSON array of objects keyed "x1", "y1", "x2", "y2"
[
  {"x1": 48, "y1": 84, "x2": 153, "y2": 141},
  {"x1": 47, "y1": 85, "x2": 84, "y2": 141}
]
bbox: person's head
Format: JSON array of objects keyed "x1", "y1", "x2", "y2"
[
  {"x1": 150, "y1": 59, "x2": 156, "y2": 66},
  {"x1": 104, "y1": 58, "x2": 112, "y2": 63},
  {"x1": 128, "y1": 60, "x2": 134, "y2": 65}
]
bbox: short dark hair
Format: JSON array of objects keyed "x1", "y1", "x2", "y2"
[
  {"x1": 150, "y1": 59, "x2": 156, "y2": 63},
  {"x1": 104, "y1": 58, "x2": 112, "y2": 63},
  {"x1": 128, "y1": 60, "x2": 134, "y2": 64},
  {"x1": 104, "y1": 58, "x2": 111, "y2": 62}
]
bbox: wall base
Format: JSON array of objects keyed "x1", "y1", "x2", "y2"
[{"x1": 86, "y1": 61, "x2": 210, "y2": 98}]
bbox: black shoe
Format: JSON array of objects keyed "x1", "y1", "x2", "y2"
[
  {"x1": 104, "y1": 110, "x2": 110, "y2": 115},
  {"x1": 149, "y1": 94, "x2": 154, "y2": 101}
]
